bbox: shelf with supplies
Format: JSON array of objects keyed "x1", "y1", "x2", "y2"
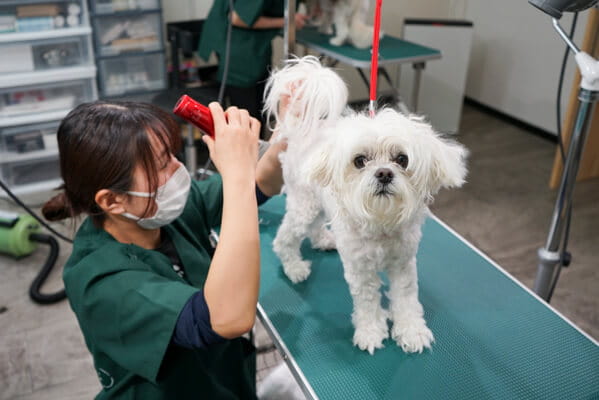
[
  {"x1": 0, "y1": 121, "x2": 60, "y2": 163},
  {"x1": 1, "y1": 152, "x2": 61, "y2": 192},
  {"x1": 0, "y1": 0, "x2": 97, "y2": 196},
  {"x1": 0, "y1": 78, "x2": 96, "y2": 124},
  {"x1": 97, "y1": 51, "x2": 166, "y2": 97},
  {"x1": 89, "y1": 0, "x2": 160, "y2": 14},
  {"x1": 0, "y1": 2, "x2": 86, "y2": 36},
  {"x1": 88, "y1": 0, "x2": 167, "y2": 98},
  {"x1": 0, "y1": 26, "x2": 92, "y2": 44},
  {"x1": 0, "y1": 66, "x2": 97, "y2": 90}
]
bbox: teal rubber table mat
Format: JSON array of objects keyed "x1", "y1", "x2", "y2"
[
  {"x1": 257, "y1": 195, "x2": 599, "y2": 399},
  {"x1": 296, "y1": 27, "x2": 441, "y2": 68}
]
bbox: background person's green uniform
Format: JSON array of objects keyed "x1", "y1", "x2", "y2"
[
  {"x1": 199, "y1": 0, "x2": 285, "y2": 128},
  {"x1": 64, "y1": 175, "x2": 256, "y2": 399}
]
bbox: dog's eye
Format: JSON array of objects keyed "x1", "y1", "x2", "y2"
[
  {"x1": 394, "y1": 154, "x2": 409, "y2": 169},
  {"x1": 353, "y1": 155, "x2": 368, "y2": 169}
]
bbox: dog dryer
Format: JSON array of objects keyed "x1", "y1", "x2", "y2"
[{"x1": 173, "y1": 95, "x2": 215, "y2": 138}]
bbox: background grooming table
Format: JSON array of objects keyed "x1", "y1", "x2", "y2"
[
  {"x1": 296, "y1": 27, "x2": 441, "y2": 112},
  {"x1": 257, "y1": 196, "x2": 599, "y2": 400}
]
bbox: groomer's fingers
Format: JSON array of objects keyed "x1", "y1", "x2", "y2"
[
  {"x1": 208, "y1": 102, "x2": 226, "y2": 130},
  {"x1": 225, "y1": 106, "x2": 241, "y2": 126},
  {"x1": 202, "y1": 134, "x2": 215, "y2": 154},
  {"x1": 238, "y1": 109, "x2": 251, "y2": 130},
  {"x1": 249, "y1": 117, "x2": 261, "y2": 138}
]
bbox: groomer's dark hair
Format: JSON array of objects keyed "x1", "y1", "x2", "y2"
[{"x1": 42, "y1": 101, "x2": 181, "y2": 227}]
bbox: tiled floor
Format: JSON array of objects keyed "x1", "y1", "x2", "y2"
[{"x1": 0, "y1": 104, "x2": 597, "y2": 399}]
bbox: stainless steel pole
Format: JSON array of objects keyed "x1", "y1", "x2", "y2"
[{"x1": 284, "y1": 0, "x2": 296, "y2": 59}]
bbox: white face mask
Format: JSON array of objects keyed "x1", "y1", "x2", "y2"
[{"x1": 121, "y1": 165, "x2": 191, "y2": 230}]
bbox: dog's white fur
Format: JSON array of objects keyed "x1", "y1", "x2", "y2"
[
  {"x1": 307, "y1": 0, "x2": 378, "y2": 48},
  {"x1": 265, "y1": 56, "x2": 468, "y2": 355},
  {"x1": 265, "y1": 56, "x2": 348, "y2": 284}
]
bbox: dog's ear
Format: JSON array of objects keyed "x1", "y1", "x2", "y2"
[
  {"x1": 430, "y1": 137, "x2": 468, "y2": 190},
  {"x1": 409, "y1": 116, "x2": 468, "y2": 193}
]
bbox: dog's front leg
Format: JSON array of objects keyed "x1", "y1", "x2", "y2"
[
  {"x1": 342, "y1": 262, "x2": 389, "y2": 354},
  {"x1": 387, "y1": 258, "x2": 434, "y2": 353},
  {"x1": 273, "y1": 196, "x2": 321, "y2": 283},
  {"x1": 329, "y1": 10, "x2": 350, "y2": 46}
]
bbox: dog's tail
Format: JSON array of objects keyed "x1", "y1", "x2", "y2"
[{"x1": 263, "y1": 55, "x2": 348, "y2": 139}]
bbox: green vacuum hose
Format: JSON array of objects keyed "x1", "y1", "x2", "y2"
[{"x1": 0, "y1": 212, "x2": 66, "y2": 304}]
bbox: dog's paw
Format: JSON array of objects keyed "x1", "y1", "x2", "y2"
[
  {"x1": 392, "y1": 319, "x2": 434, "y2": 353},
  {"x1": 283, "y1": 260, "x2": 312, "y2": 283},
  {"x1": 310, "y1": 229, "x2": 336, "y2": 251},
  {"x1": 353, "y1": 325, "x2": 388, "y2": 355},
  {"x1": 329, "y1": 36, "x2": 345, "y2": 46}
]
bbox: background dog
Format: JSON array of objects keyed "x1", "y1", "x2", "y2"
[{"x1": 306, "y1": 0, "x2": 378, "y2": 48}]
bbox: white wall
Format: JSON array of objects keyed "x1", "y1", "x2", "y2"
[{"x1": 464, "y1": 0, "x2": 587, "y2": 135}]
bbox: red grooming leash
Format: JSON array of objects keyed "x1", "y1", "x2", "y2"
[{"x1": 369, "y1": 0, "x2": 383, "y2": 117}]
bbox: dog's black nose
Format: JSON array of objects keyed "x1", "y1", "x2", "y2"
[{"x1": 375, "y1": 168, "x2": 394, "y2": 184}]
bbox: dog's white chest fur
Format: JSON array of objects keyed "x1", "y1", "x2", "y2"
[{"x1": 328, "y1": 207, "x2": 425, "y2": 273}]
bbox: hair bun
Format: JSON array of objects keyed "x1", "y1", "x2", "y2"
[{"x1": 42, "y1": 191, "x2": 74, "y2": 221}]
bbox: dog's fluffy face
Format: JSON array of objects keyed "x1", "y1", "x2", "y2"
[{"x1": 307, "y1": 109, "x2": 468, "y2": 229}]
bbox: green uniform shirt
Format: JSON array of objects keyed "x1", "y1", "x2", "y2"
[
  {"x1": 199, "y1": 0, "x2": 285, "y2": 88},
  {"x1": 63, "y1": 174, "x2": 256, "y2": 399}
]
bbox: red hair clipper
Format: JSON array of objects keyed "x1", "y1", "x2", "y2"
[{"x1": 173, "y1": 95, "x2": 215, "y2": 138}]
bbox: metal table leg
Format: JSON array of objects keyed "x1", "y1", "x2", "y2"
[{"x1": 412, "y1": 62, "x2": 425, "y2": 113}]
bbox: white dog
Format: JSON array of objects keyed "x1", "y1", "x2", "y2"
[
  {"x1": 307, "y1": 0, "x2": 378, "y2": 48},
  {"x1": 265, "y1": 57, "x2": 468, "y2": 355}
]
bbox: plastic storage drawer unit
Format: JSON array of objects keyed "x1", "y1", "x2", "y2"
[
  {"x1": 91, "y1": 0, "x2": 160, "y2": 14},
  {"x1": 0, "y1": 79, "x2": 94, "y2": 118},
  {"x1": 0, "y1": 2, "x2": 83, "y2": 34},
  {"x1": 98, "y1": 51, "x2": 166, "y2": 96},
  {"x1": 93, "y1": 12, "x2": 162, "y2": 56},
  {"x1": 0, "y1": 36, "x2": 90, "y2": 75},
  {"x1": 1, "y1": 156, "x2": 60, "y2": 188},
  {"x1": 0, "y1": 121, "x2": 60, "y2": 162}
]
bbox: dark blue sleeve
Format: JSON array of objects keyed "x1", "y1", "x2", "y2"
[
  {"x1": 172, "y1": 290, "x2": 226, "y2": 349},
  {"x1": 256, "y1": 184, "x2": 271, "y2": 206}
]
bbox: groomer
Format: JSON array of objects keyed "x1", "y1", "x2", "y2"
[{"x1": 199, "y1": 0, "x2": 308, "y2": 135}]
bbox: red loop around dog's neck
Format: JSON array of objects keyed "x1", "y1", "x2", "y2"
[{"x1": 369, "y1": 0, "x2": 383, "y2": 118}]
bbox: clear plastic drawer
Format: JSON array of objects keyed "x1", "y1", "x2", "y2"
[
  {"x1": 1, "y1": 156, "x2": 61, "y2": 188},
  {"x1": 0, "y1": 36, "x2": 91, "y2": 75},
  {"x1": 0, "y1": 121, "x2": 60, "y2": 161},
  {"x1": 91, "y1": 0, "x2": 160, "y2": 14},
  {"x1": 94, "y1": 12, "x2": 162, "y2": 56},
  {"x1": 0, "y1": 79, "x2": 94, "y2": 118},
  {"x1": 98, "y1": 52, "x2": 166, "y2": 96},
  {"x1": 0, "y1": 2, "x2": 84, "y2": 34}
]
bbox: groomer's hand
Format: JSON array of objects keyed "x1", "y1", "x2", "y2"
[
  {"x1": 295, "y1": 13, "x2": 308, "y2": 30},
  {"x1": 203, "y1": 103, "x2": 260, "y2": 183}
]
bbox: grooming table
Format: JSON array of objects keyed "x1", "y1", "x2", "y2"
[
  {"x1": 256, "y1": 195, "x2": 599, "y2": 399},
  {"x1": 296, "y1": 27, "x2": 441, "y2": 112}
]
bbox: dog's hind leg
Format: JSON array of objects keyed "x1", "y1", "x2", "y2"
[
  {"x1": 273, "y1": 195, "x2": 321, "y2": 283},
  {"x1": 308, "y1": 212, "x2": 336, "y2": 250},
  {"x1": 387, "y1": 258, "x2": 434, "y2": 353}
]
